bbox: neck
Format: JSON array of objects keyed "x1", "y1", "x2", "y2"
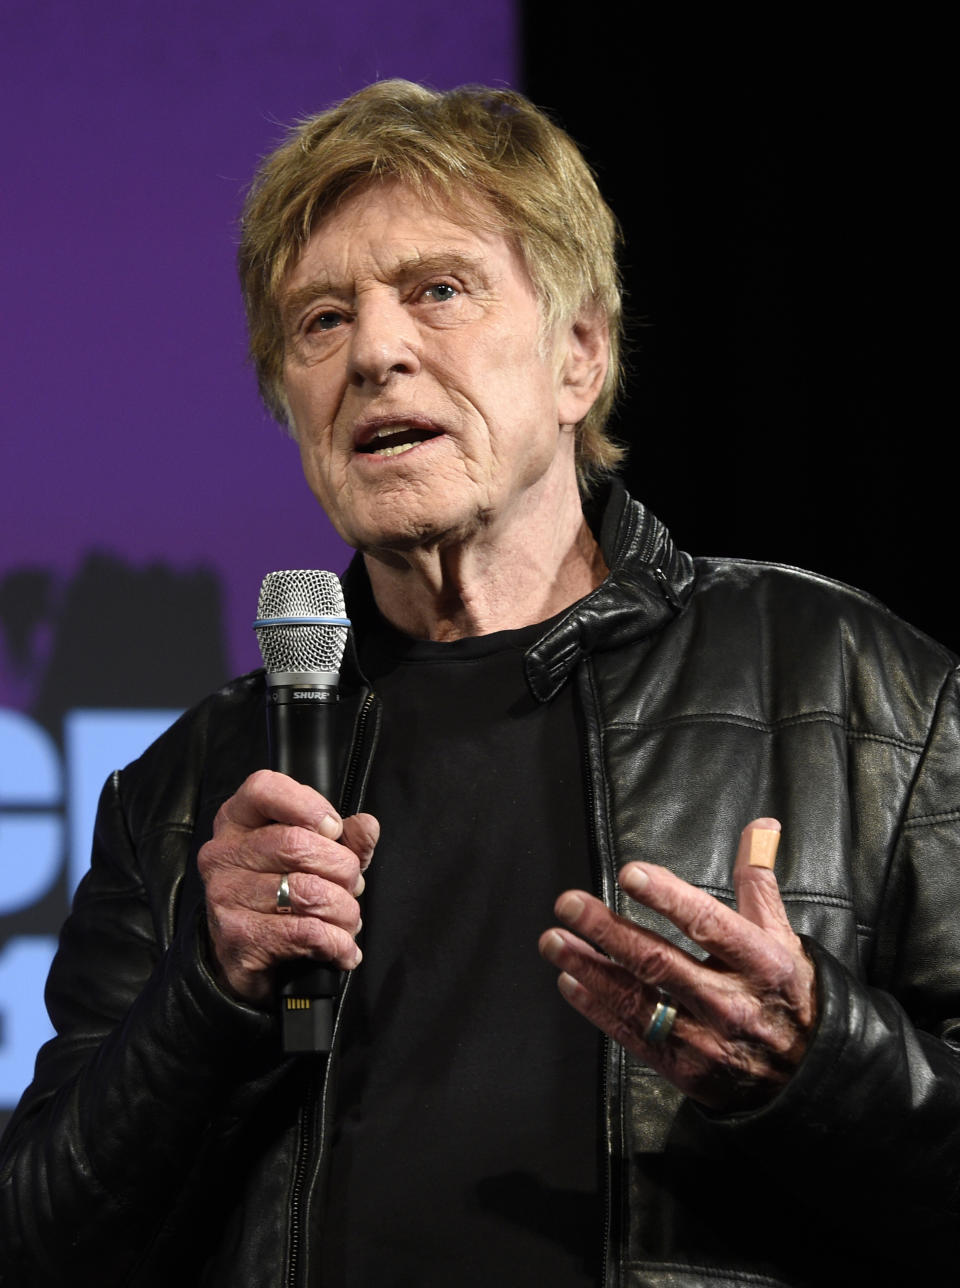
[{"x1": 363, "y1": 490, "x2": 608, "y2": 643}]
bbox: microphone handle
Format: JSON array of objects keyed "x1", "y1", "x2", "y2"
[{"x1": 267, "y1": 682, "x2": 340, "y2": 1054}]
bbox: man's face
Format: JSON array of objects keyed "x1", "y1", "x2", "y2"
[{"x1": 280, "y1": 182, "x2": 589, "y2": 555}]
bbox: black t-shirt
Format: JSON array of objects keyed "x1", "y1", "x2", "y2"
[{"x1": 318, "y1": 612, "x2": 601, "y2": 1286}]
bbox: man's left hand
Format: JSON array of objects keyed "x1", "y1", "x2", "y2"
[{"x1": 538, "y1": 818, "x2": 817, "y2": 1112}]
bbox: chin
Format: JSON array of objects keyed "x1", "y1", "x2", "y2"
[{"x1": 350, "y1": 506, "x2": 483, "y2": 557}]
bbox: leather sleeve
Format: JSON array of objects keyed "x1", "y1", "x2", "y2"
[
  {"x1": 703, "y1": 666, "x2": 960, "y2": 1272},
  {"x1": 0, "y1": 757, "x2": 280, "y2": 1285}
]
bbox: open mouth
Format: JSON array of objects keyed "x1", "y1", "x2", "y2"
[{"x1": 355, "y1": 425, "x2": 443, "y2": 458}]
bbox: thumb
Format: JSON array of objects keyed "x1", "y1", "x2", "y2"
[{"x1": 733, "y1": 818, "x2": 794, "y2": 941}]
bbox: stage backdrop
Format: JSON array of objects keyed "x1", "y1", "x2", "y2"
[{"x1": 0, "y1": 0, "x2": 516, "y2": 1125}]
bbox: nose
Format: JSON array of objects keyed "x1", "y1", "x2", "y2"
[{"x1": 348, "y1": 293, "x2": 421, "y2": 388}]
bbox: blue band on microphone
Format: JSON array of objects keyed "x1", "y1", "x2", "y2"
[{"x1": 253, "y1": 615, "x2": 352, "y2": 629}]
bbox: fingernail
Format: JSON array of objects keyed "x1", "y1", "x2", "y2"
[
  {"x1": 353, "y1": 873, "x2": 366, "y2": 896},
  {"x1": 350, "y1": 945, "x2": 363, "y2": 968},
  {"x1": 620, "y1": 864, "x2": 649, "y2": 895},
  {"x1": 318, "y1": 814, "x2": 341, "y2": 839},
  {"x1": 557, "y1": 893, "x2": 585, "y2": 923},
  {"x1": 541, "y1": 930, "x2": 566, "y2": 962},
  {"x1": 557, "y1": 972, "x2": 582, "y2": 1000},
  {"x1": 747, "y1": 827, "x2": 781, "y2": 869}
]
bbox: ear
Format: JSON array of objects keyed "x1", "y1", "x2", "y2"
[{"x1": 556, "y1": 308, "x2": 609, "y2": 429}]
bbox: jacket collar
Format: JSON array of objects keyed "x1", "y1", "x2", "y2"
[
  {"x1": 340, "y1": 480, "x2": 695, "y2": 702},
  {"x1": 523, "y1": 480, "x2": 695, "y2": 700}
]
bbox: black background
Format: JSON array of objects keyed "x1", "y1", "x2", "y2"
[{"x1": 522, "y1": 13, "x2": 955, "y2": 651}]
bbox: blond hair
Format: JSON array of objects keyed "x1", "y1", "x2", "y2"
[{"x1": 239, "y1": 79, "x2": 625, "y2": 487}]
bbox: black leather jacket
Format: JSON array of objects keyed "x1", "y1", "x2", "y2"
[{"x1": 2, "y1": 484, "x2": 959, "y2": 1286}]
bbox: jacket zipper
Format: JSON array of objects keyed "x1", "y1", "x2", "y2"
[
  {"x1": 285, "y1": 1072, "x2": 318, "y2": 1288},
  {"x1": 576, "y1": 660, "x2": 617, "y2": 1288},
  {"x1": 285, "y1": 689, "x2": 378, "y2": 1288},
  {"x1": 338, "y1": 691, "x2": 378, "y2": 816}
]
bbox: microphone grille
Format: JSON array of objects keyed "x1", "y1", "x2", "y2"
[{"x1": 255, "y1": 569, "x2": 349, "y2": 676}]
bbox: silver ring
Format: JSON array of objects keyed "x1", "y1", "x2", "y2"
[
  {"x1": 643, "y1": 997, "x2": 677, "y2": 1046},
  {"x1": 276, "y1": 873, "x2": 292, "y2": 914}
]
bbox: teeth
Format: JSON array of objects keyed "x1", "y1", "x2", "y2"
[
  {"x1": 359, "y1": 423, "x2": 434, "y2": 457},
  {"x1": 372, "y1": 440, "x2": 420, "y2": 457},
  {"x1": 369, "y1": 424, "x2": 409, "y2": 440}
]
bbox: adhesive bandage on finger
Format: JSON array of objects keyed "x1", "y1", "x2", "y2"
[{"x1": 746, "y1": 827, "x2": 781, "y2": 870}]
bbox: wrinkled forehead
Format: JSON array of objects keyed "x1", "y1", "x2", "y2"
[{"x1": 280, "y1": 175, "x2": 534, "y2": 297}]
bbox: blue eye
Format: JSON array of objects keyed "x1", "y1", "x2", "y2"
[{"x1": 424, "y1": 283, "x2": 458, "y2": 302}]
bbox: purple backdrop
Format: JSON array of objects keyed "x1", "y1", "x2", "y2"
[
  {"x1": 0, "y1": 0, "x2": 516, "y2": 1120},
  {"x1": 0, "y1": 0, "x2": 517, "y2": 701}
]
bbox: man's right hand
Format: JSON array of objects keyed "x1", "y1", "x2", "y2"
[{"x1": 197, "y1": 769, "x2": 379, "y2": 1007}]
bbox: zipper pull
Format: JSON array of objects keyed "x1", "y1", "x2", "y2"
[{"x1": 653, "y1": 566, "x2": 683, "y2": 613}]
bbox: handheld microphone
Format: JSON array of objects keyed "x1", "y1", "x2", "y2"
[{"x1": 254, "y1": 570, "x2": 351, "y2": 1054}]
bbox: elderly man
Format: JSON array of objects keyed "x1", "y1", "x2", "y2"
[{"x1": 1, "y1": 81, "x2": 958, "y2": 1286}]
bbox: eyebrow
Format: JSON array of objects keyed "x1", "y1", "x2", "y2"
[{"x1": 281, "y1": 250, "x2": 490, "y2": 323}]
